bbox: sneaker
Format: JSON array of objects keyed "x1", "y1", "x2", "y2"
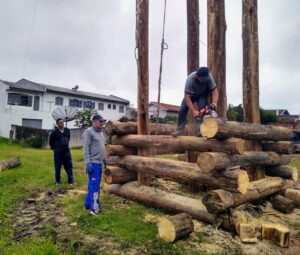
[
  {"x1": 89, "y1": 210, "x2": 98, "y2": 216},
  {"x1": 171, "y1": 129, "x2": 184, "y2": 137},
  {"x1": 55, "y1": 182, "x2": 62, "y2": 186}
]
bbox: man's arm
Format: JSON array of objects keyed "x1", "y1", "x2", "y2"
[
  {"x1": 49, "y1": 131, "x2": 55, "y2": 150},
  {"x1": 184, "y1": 93, "x2": 199, "y2": 118},
  {"x1": 82, "y1": 130, "x2": 92, "y2": 163},
  {"x1": 210, "y1": 88, "x2": 219, "y2": 109}
]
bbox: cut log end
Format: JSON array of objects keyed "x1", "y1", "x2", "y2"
[
  {"x1": 157, "y1": 213, "x2": 194, "y2": 243},
  {"x1": 104, "y1": 168, "x2": 113, "y2": 184},
  {"x1": 238, "y1": 171, "x2": 250, "y2": 194},
  {"x1": 200, "y1": 118, "x2": 218, "y2": 138},
  {"x1": 262, "y1": 223, "x2": 290, "y2": 248},
  {"x1": 238, "y1": 223, "x2": 257, "y2": 243}
]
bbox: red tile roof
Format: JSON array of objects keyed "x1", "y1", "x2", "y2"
[{"x1": 150, "y1": 102, "x2": 180, "y2": 112}]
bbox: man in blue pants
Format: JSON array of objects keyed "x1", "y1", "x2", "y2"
[{"x1": 82, "y1": 114, "x2": 107, "y2": 215}]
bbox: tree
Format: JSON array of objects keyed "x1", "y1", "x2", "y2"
[
  {"x1": 74, "y1": 109, "x2": 97, "y2": 129},
  {"x1": 227, "y1": 104, "x2": 243, "y2": 122},
  {"x1": 260, "y1": 108, "x2": 278, "y2": 124}
]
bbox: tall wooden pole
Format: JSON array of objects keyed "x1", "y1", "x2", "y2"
[
  {"x1": 242, "y1": 0, "x2": 260, "y2": 124},
  {"x1": 136, "y1": 0, "x2": 150, "y2": 185},
  {"x1": 242, "y1": 0, "x2": 262, "y2": 180},
  {"x1": 186, "y1": 0, "x2": 199, "y2": 163},
  {"x1": 207, "y1": 0, "x2": 227, "y2": 118}
]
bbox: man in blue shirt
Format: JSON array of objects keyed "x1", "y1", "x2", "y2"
[{"x1": 172, "y1": 67, "x2": 219, "y2": 136}]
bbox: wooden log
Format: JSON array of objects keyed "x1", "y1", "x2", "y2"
[
  {"x1": 197, "y1": 151, "x2": 292, "y2": 172},
  {"x1": 261, "y1": 141, "x2": 294, "y2": 154},
  {"x1": 294, "y1": 143, "x2": 300, "y2": 153},
  {"x1": 157, "y1": 213, "x2": 194, "y2": 243},
  {"x1": 177, "y1": 154, "x2": 186, "y2": 161},
  {"x1": 112, "y1": 135, "x2": 245, "y2": 155},
  {"x1": 207, "y1": 0, "x2": 227, "y2": 118},
  {"x1": 283, "y1": 188, "x2": 300, "y2": 207},
  {"x1": 104, "y1": 166, "x2": 137, "y2": 184},
  {"x1": 271, "y1": 195, "x2": 294, "y2": 214},
  {"x1": 231, "y1": 210, "x2": 257, "y2": 243},
  {"x1": 242, "y1": 0, "x2": 260, "y2": 124},
  {"x1": 262, "y1": 223, "x2": 290, "y2": 248},
  {"x1": 117, "y1": 155, "x2": 249, "y2": 194},
  {"x1": 265, "y1": 165, "x2": 298, "y2": 181},
  {"x1": 0, "y1": 157, "x2": 21, "y2": 171},
  {"x1": 200, "y1": 118, "x2": 292, "y2": 141},
  {"x1": 106, "y1": 156, "x2": 121, "y2": 166},
  {"x1": 202, "y1": 177, "x2": 290, "y2": 213},
  {"x1": 105, "y1": 121, "x2": 188, "y2": 136},
  {"x1": 103, "y1": 181, "x2": 220, "y2": 225},
  {"x1": 106, "y1": 145, "x2": 137, "y2": 157}
]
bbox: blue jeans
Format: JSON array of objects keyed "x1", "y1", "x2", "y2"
[
  {"x1": 54, "y1": 151, "x2": 74, "y2": 184},
  {"x1": 177, "y1": 95, "x2": 207, "y2": 134},
  {"x1": 84, "y1": 163, "x2": 102, "y2": 213}
]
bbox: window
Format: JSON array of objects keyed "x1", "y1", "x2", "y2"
[
  {"x1": 7, "y1": 93, "x2": 32, "y2": 107},
  {"x1": 113, "y1": 104, "x2": 116, "y2": 110},
  {"x1": 119, "y1": 105, "x2": 124, "y2": 113},
  {"x1": 108, "y1": 104, "x2": 111, "y2": 109},
  {"x1": 55, "y1": 97, "x2": 64, "y2": 106},
  {"x1": 98, "y1": 103, "x2": 104, "y2": 111},
  {"x1": 33, "y1": 96, "x2": 40, "y2": 111},
  {"x1": 69, "y1": 99, "x2": 82, "y2": 108},
  {"x1": 83, "y1": 100, "x2": 95, "y2": 109}
]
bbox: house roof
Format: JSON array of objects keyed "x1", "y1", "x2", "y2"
[
  {"x1": 149, "y1": 102, "x2": 180, "y2": 112},
  {"x1": 265, "y1": 109, "x2": 290, "y2": 116},
  {"x1": 1, "y1": 78, "x2": 129, "y2": 104}
]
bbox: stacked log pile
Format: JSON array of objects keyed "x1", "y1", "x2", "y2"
[{"x1": 103, "y1": 120, "x2": 299, "y2": 247}]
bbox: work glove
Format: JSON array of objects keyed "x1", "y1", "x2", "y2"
[
  {"x1": 103, "y1": 159, "x2": 107, "y2": 170},
  {"x1": 86, "y1": 163, "x2": 94, "y2": 174},
  {"x1": 209, "y1": 103, "x2": 217, "y2": 111}
]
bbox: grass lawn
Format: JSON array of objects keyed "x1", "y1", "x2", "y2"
[{"x1": 0, "y1": 138, "x2": 206, "y2": 255}]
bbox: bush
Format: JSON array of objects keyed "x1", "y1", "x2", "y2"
[
  {"x1": 26, "y1": 137, "x2": 43, "y2": 148},
  {"x1": 75, "y1": 109, "x2": 98, "y2": 129},
  {"x1": 164, "y1": 115, "x2": 177, "y2": 123}
]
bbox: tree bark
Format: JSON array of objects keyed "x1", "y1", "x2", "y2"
[
  {"x1": 207, "y1": 0, "x2": 226, "y2": 117},
  {"x1": 242, "y1": 0, "x2": 260, "y2": 124},
  {"x1": 136, "y1": 0, "x2": 150, "y2": 185},
  {"x1": 157, "y1": 213, "x2": 194, "y2": 243},
  {"x1": 202, "y1": 177, "x2": 290, "y2": 213},
  {"x1": 117, "y1": 155, "x2": 249, "y2": 194},
  {"x1": 262, "y1": 223, "x2": 290, "y2": 248},
  {"x1": 105, "y1": 121, "x2": 188, "y2": 136},
  {"x1": 104, "y1": 166, "x2": 137, "y2": 184},
  {"x1": 261, "y1": 141, "x2": 294, "y2": 154},
  {"x1": 186, "y1": 0, "x2": 200, "y2": 165},
  {"x1": 283, "y1": 188, "x2": 300, "y2": 207},
  {"x1": 200, "y1": 118, "x2": 292, "y2": 140},
  {"x1": 106, "y1": 145, "x2": 137, "y2": 157},
  {"x1": 0, "y1": 157, "x2": 21, "y2": 171},
  {"x1": 271, "y1": 194, "x2": 294, "y2": 214},
  {"x1": 265, "y1": 165, "x2": 298, "y2": 181},
  {"x1": 197, "y1": 151, "x2": 292, "y2": 172},
  {"x1": 112, "y1": 135, "x2": 245, "y2": 155}
]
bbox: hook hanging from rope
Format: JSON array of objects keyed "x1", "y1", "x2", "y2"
[{"x1": 155, "y1": 0, "x2": 168, "y2": 130}]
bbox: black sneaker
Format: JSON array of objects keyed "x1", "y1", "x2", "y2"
[{"x1": 171, "y1": 129, "x2": 184, "y2": 137}]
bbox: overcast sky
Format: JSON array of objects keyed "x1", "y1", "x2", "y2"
[{"x1": 0, "y1": 0, "x2": 299, "y2": 114}]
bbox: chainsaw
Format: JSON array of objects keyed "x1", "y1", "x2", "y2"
[{"x1": 198, "y1": 106, "x2": 218, "y2": 119}]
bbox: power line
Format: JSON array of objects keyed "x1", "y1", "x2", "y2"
[{"x1": 22, "y1": 0, "x2": 39, "y2": 77}]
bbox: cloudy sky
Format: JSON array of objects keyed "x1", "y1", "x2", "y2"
[{"x1": 0, "y1": 0, "x2": 299, "y2": 114}]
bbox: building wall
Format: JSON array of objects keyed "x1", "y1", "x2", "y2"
[
  {"x1": 148, "y1": 105, "x2": 167, "y2": 118},
  {"x1": 0, "y1": 81, "x2": 128, "y2": 138}
]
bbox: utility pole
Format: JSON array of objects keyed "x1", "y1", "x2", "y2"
[
  {"x1": 136, "y1": 0, "x2": 150, "y2": 185},
  {"x1": 207, "y1": 0, "x2": 227, "y2": 118}
]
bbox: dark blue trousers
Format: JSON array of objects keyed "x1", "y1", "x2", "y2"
[
  {"x1": 84, "y1": 163, "x2": 102, "y2": 213},
  {"x1": 54, "y1": 151, "x2": 74, "y2": 184}
]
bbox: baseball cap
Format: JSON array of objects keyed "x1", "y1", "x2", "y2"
[
  {"x1": 196, "y1": 67, "x2": 210, "y2": 81},
  {"x1": 92, "y1": 114, "x2": 106, "y2": 122}
]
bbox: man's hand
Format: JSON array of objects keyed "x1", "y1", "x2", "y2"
[
  {"x1": 209, "y1": 103, "x2": 217, "y2": 111},
  {"x1": 86, "y1": 163, "x2": 93, "y2": 174},
  {"x1": 192, "y1": 110, "x2": 199, "y2": 118}
]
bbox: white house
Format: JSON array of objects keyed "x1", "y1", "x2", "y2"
[
  {"x1": 0, "y1": 78, "x2": 130, "y2": 138},
  {"x1": 148, "y1": 102, "x2": 180, "y2": 118}
]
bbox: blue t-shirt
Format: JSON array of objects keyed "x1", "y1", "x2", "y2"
[{"x1": 184, "y1": 71, "x2": 216, "y2": 97}]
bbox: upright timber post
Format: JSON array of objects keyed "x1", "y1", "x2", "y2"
[
  {"x1": 136, "y1": 0, "x2": 150, "y2": 185},
  {"x1": 242, "y1": 0, "x2": 262, "y2": 180},
  {"x1": 186, "y1": 0, "x2": 199, "y2": 163},
  {"x1": 207, "y1": 0, "x2": 227, "y2": 118}
]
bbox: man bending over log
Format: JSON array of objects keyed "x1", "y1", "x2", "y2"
[{"x1": 172, "y1": 67, "x2": 219, "y2": 137}]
